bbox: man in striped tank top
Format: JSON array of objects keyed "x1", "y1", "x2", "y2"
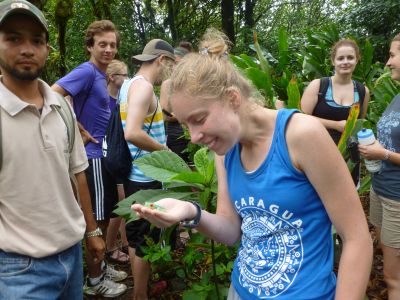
[{"x1": 119, "y1": 39, "x2": 175, "y2": 300}]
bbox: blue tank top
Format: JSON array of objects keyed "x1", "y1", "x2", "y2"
[{"x1": 224, "y1": 109, "x2": 336, "y2": 299}]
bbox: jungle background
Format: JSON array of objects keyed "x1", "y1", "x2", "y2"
[{"x1": 29, "y1": 0, "x2": 400, "y2": 299}]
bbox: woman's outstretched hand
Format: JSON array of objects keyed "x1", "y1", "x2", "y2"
[{"x1": 131, "y1": 198, "x2": 197, "y2": 228}]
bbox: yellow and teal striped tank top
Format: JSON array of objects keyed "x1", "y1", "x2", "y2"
[{"x1": 119, "y1": 76, "x2": 166, "y2": 182}]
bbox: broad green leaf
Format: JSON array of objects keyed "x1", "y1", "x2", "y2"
[
  {"x1": 278, "y1": 27, "x2": 289, "y2": 69},
  {"x1": 253, "y1": 31, "x2": 274, "y2": 102},
  {"x1": 286, "y1": 78, "x2": 301, "y2": 110},
  {"x1": 238, "y1": 53, "x2": 258, "y2": 68},
  {"x1": 194, "y1": 147, "x2": 209, "y2": 177},
  {"x1": 170, "y1": 172, "x2": 207, "y2": 185},
  {"x1": 230, "y1": 55, "x2": 249, "y2": 70},
  {"x1": 162, "y1": 181, "x2": 204, "y2": 190},
  {"x1": 245, "y1": 67, "x2": 273, "y2": 107},
  {"x1": 135, "y1": 150, "x2": 191, "y2": 182},
  {"x1": 205, "y1": 159, "x2": 215, "y2": 184},
  {"x1": 114, "y1": 190, "x2": 194, "y2": 221},
  {"x1": 338, "y1": 104, "x2": 360, "y2": 155}
]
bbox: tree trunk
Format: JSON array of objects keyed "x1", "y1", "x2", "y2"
[
  {"x1": 221, "y1": 0, "x2": 235, "y2": 44},
  {"x1": 244, "y1": 0, "x2": 255, "y2": 28},
  {"x1": 55, "y1": 0, "x2": 74, "y2": 76},
  {"x1": 135, "y1": 1, "x2": 147, "y2": 46},
  {"x1": 166, "y1": 0, "x2": 177, "y2": 42},
  {"x1": 244, "y1": 0, "x2": 256, "y2": 46}
]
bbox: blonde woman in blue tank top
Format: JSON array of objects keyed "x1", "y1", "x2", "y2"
[{"x1": 132, "y1": 29, "x2": 372, "y2": 300}]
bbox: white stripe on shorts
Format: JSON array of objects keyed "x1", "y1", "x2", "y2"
[{"x1": 93, "y1": 158, "x2": 105, "y2": 220}]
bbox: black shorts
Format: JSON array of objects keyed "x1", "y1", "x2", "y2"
[
  {"x1": 85, "y1": 158, "x2": 119, "y2": 221},
  {"x1": 124, "y1": 180, "x2": 176, "y2": 257}
]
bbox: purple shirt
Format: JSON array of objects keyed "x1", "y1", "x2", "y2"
[
  {"x1": 109, "y1": 96, "x2": 117, "y2": 112},
  {"x1": 56, "y1": 62, "x2": 110, "y2": 159}
]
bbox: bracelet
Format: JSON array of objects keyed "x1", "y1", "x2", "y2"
[
  {"x1": 180, "y1": 201, "x2": 202, "y2": 228},
  {"x1": 383, "y1": 149, "x2": 391, "y2": 161},
  {"x1": 85, "y1": 227, "x2": 102, "y2": 238}
]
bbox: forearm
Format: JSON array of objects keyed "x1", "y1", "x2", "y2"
[
  {"x1": 75, "y1": 171, "x2": 97, "y2": 232},
  {"x1": 195, "y1": 210, "x2": 242, "y2": 246},
  {"x1": 335, "y1": 236, "x2": 372, "y2": 299},
  {"x1": 385, "y1": 149, "x2": 400, "y2": 166},
  {"x1": 125, "y1": 130, "x2": 166, "y2": 152}
]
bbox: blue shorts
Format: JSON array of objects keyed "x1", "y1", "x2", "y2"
[{"x1": 0, "y1": 243, "x2": 83, "y2": 300}]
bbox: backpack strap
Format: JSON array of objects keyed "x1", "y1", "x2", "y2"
[
  {"x1": 317, "y1": 77, "x2": 329, "y2": 103},
  {"x1": 0, "y1": 95, "x2": 75, "y2": 172},
  {"x1": 54, "y1": 93, "x2": 75, "y2": 154},
  {"x1": 354, "y1": 80, "x2": 366, "y2": 107}
]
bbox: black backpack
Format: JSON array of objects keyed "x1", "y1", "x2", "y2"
[
  {"x1": 102, "y1": 99, "x2": 158, "y2": 181},
  {"x1": 102, "y1": 103, "x2": 132, "y2": 181}
]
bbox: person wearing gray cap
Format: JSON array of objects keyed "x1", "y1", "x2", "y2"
[
  {"x1": 119, "y1": 38, "x2": 175, "y2": 299},
  {"x1": 0, "y1": 0, "x2": 104, "y2": 299}
]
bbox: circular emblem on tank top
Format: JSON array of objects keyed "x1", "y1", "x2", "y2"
[{"x1": 237, "y1": 209, "x2": 303, "y2": 298}]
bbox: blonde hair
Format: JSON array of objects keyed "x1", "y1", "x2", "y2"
[
  {"x1": 170, "y1": 28, "x2": 263, "y2": 105},
  {"x1": 106, "y1": 59, "x2": 127, "y2": 83}
]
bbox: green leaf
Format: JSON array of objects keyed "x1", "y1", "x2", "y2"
[
  {"x1": 245, "y1": 67, "x2": 272, "y2": 104},
  {"x1": 338, "y1": 104, "x2": 360, "y2": 155},
  {"x1": 253, "y1": 31, "x2": 274, "y2": 103},
  {"x1": 278, "y1": 27, "x2": 289, "y2": 69},
  {"x1": 239, "y1": 53, "x2": 258, "y2": 68},
  {"x1": 358, "y1": 174, "x2": 371, "y2": 195},
  {"x1": 230, "y1": 55, "x2": 249, "y2": 70},
  {"x1": 134, "y1": 150, "x2": 191, "y2": 182},
  {"x1": 183, "y1": 290, "x2": 207, "y2": 300},
  {"x1": 286, "y1": 78, "x2": 301, "y2": 110},
  {"x1": 187, "y1": 232, "x2": 207, "y2": 244},
  {"x1": 170, "y1": 172, "x2": 207, "y2": 185},
  {"x1": 194, "y1": 147, "x2": 210, "y2": 177},
  {"x1": 114, "y1": 190, "x2": 194, "y2": 221},
  {"x1": 176, "y1": 268, "x2": 186, "y2": 279}
]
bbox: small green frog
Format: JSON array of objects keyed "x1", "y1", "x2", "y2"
[{"x1": 144, "y1": 201, "x2": 165, "y2": 212}]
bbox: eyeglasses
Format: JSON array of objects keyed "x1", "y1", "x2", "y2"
[{"x1": 113, "y1": 73, "x2": 128, "y2": 77}]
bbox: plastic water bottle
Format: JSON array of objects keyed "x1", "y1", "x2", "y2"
[{"x1": 357, "y1": 129, "x2": 381, "y2": 173}]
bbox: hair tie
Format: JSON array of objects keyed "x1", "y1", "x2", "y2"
[{"x1": 199, "y1": 47, "x2": 209, "y2": 55}]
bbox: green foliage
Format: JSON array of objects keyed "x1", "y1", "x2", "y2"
[
  {"x1": 367, "y1": 71, "x2": 400, "y2": 129},
  {"x1": 301, "y1": 24, "x2": 339, "y2": 80},
  {"x1": 286, "y1": 78, "x2": 301, "y2": 110},
  {"x1": 114, "y1": 148, "x2": 229, "y2": 298},
  {"x1": 337, "y1": 104, "x2": 360, "y2": 157}
]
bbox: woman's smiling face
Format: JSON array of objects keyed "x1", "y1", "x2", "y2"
[{"x1": 170, "y1": 90, "x2": 241, "y2": 155}]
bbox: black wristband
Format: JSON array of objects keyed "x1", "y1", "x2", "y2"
[{"x1": 180, "y1": 201, "x2": 202, "y2": 228}]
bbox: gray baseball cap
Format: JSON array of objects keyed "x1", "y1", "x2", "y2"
[
  {"x1": 132, "y1": 39, "x2": 175, "y2": 64},
  {"x1": 0, "y1": 0, "x2": 48, "y2": 39}
]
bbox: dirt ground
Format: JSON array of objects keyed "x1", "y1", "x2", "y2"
[{"x1": 85, "y1": 194, "x2": 387, "y2": 300}]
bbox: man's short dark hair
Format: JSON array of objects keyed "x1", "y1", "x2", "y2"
[{"x1": 84, "y1": 20, "x2": 120, "y2": 54}]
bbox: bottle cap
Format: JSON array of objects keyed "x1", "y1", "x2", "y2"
[{"x1": 357, "y1": 128, "x2": 374, "y2": 140}]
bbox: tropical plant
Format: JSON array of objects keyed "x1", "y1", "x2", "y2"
[
  {"x1": 115, "y1": 148, "x2": 233, "y2": 300},
  {"x1": 231, "y1": 29, "x2": 302, "y2": 109}
]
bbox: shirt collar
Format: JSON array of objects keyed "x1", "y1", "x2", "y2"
[{"x1": 0, "y1": 77, "x2": 59, "y2": 116}]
